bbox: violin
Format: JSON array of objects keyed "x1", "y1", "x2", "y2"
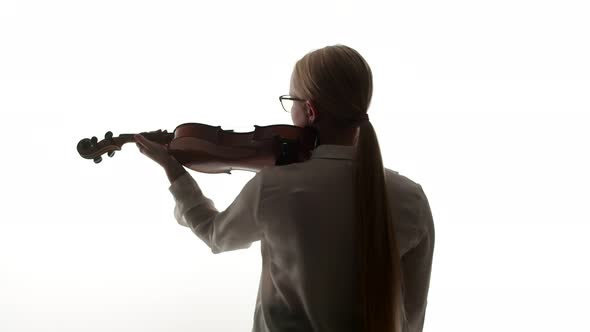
[{"x1": 77, "y1": 122, "x2": 319, "y2": 174}]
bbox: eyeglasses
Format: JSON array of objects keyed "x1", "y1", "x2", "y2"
[{"x1": 279, "y1": 95, "x2": 306, "y2": 113}]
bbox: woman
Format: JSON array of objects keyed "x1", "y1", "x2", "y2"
[{"x1": 134, "y1": 44, "x2": 435, "y2": 332}]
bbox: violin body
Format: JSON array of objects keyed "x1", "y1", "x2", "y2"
[{"x1": 77, "y1": 122, "x2": 319, "y2": 174}]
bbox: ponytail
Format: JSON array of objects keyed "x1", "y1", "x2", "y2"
[
  {"x1": 292, "y1": 43, "x2": 405, "y2": 331},
  {"x1": 354, "y1": 120, "x2": 406, "y2": 332}
]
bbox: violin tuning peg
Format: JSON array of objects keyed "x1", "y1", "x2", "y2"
[
  {"x1": 93, "y1": 156, "x2": 102, "y2": 164},
  {"x1": 105, "y1": 131, "x2": 113, "y2": 140},
  {"x1": 91, "y1": 136, "x2": 98, "y2": 146},
  {"x1": 107, "y1": 151, "x2": 115, "y2": 157}
]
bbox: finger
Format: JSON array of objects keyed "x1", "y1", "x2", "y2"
[
  {"x1": 135, "y1": 140, "x2": 145, "y2": 150},
  {"x1": 136, "y1": 140, "x2": 148, "y2": 152},
  {"x1": 136, "y1": 136, "x2": 151, "y2": 148},
  {"x1": 136, "y1": 135, "x2": 155, "y2": 147},
  {"x1": 136, "y1": 137, "x2": 146, "y2": 146}
]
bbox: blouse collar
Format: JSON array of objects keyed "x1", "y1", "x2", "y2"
[{"x1": 309, "y1": 144, "x2": 356, "y2": 160}]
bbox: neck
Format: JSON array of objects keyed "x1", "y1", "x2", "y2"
[{"x1": 314, "y1": 125, "x2": 359, "y2": 146}]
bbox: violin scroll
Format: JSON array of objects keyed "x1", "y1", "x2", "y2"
[{"x1": 77, "y1": 130, "x2": 173, "y2": 163}]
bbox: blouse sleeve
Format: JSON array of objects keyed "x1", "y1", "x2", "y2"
[
  {"x1": 402, "y1": 184, "x2": 435, "y2": 332},
  {"x1": 168, "y1": 171, "x2": 265, "y2": 254}
]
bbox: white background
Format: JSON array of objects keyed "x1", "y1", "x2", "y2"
[{"x1": 1, "y1": 0, "x2": 589, "y2": 331}]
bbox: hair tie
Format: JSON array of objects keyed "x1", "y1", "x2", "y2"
[{"x1": 354, "y1": 113, "x2": 369, "y2": 126}]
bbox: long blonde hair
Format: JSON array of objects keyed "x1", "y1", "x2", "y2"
[{"x1": 293, "y1": 44, "x2": 406, "y2": 332}]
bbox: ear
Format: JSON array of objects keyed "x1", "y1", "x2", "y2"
[{"x1": 305, "y1": 101, "x2": 318, "y2": 121}]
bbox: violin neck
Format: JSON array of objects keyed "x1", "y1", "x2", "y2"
[{"x1": 117, "y1": 131, "x2": 174, "y2": 145}]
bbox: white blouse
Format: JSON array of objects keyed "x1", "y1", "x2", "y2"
[{"x1": 168, "y1": 144, "x2": 435, "y2": 332}]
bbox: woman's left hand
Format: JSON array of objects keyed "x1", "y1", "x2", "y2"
[{"x1": 134, "y1": 134, "x2": 176, "y2": 168}]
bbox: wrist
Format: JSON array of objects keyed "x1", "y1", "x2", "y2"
[
  {"x1": 162, "y1": 156, "x2": 180, "y2": 169},
  {"x1": 164, "y1": 157, "x2": 186, "y2": 184}
]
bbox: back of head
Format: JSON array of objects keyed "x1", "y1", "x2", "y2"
[
  {"x1": 293, "y1": 44, "x2": 372, "y2": 130},
  {"x1": 293, "y1": 44, "x2": 407, "y2": 332}
]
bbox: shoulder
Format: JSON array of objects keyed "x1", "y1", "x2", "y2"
[
  {"x1": 384, "y1": 167, "x2": 423, "y2": 202},
  {"x1": 384, "y1": 167, "x2": 432, "y2": 247},
  {"x1": 254, "y1": 161, "x2": 307, "y2": 186},
  {"x1": 384, "y1": 169, "x2": 431, "y2": 221}
]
